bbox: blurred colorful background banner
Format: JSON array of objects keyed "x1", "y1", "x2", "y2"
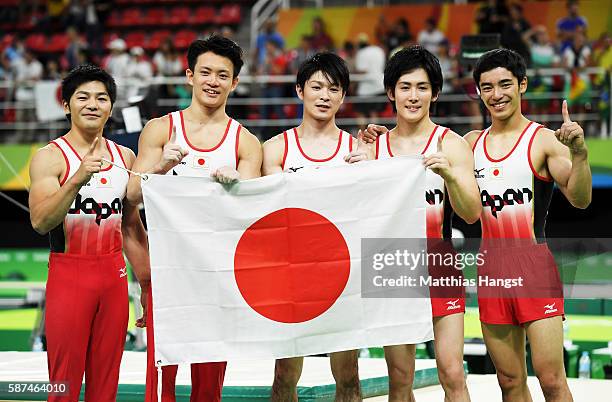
[
  {"x1": 277, "y1": 0, "x2": 611, "y2": 49},
  {"x1": 0, "y1": 145, "x2": 39, "y2": 190}
]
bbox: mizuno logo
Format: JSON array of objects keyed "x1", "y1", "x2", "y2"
[
  {"x1": 118, "y1": 267, "x2": 127, "y2": 278},
  {"x1": 446, "y1": 299, "x2": 461, "y2": 310},
  {"x1": 474, "y1": 168, "x2": 485, "y2": 178},
  {"x1": 544, "y1": 302, "x2": 558, "y2": 314},
  {"x1": 287, "y1": 166, "x2": 304, "y2": 173}
]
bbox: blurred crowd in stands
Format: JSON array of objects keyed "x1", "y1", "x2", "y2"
[
  {"x1": 250, "y1": 0, "x2": 609, "y2": 137},
  {"x1": 0, "y1": 0, "x2": 610, "y2": 141}
]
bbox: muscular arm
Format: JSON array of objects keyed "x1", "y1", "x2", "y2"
[
  {"x1": 541, "y1": 128, "x2": 592, "y2": 208},
  {"x1": 237, "y1": 128, "x2": 263, "y2": 179},
  {"x1": 262, "y1": 134, "x2": 285, "y2": 175},
  {"x1": 126, "y1": 116, "x2": 172, "y2": 204},
  {"x1": 440, "y1": 133, "x2": 482, "y2": 224},
  {"x1": 29, "y1": 146, "x2": 79, "y2": 234},
  {"x1": 29, "y1": 140, "x2": 102, "y2": 234}
]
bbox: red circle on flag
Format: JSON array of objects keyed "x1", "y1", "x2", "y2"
[
  {"x1": 100, "y1": 178, "x2": 107, "y2": 184},
  {"x1": 234, "y1": 208, "x2": 350, "y2": 323},
  {"x1": 198, "y1": 158, "x2": 205, "y2": 166},
  {"x1": 493, "y1": 169, "x2": 499, "y2": 176}
]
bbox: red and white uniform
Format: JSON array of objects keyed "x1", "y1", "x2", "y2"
[
  {"x1": 473, "y1": 121, "x2": 564, "y2": 325},
  {"x1": 50, "y1": 137, "x2": 128, "y2": 255},
  {"x1": 145, "y1": 110, "x2": 237, "y2": 402},
  {"x1": 376, "y1": 125, "x2": 465, "y2": 317},
  {"x1": 46, "y1": 136, "x2": 129, "y2": 401},
  {"x1": 281, "y1": 127, "x2": 353, "y2": 172},
  {"x1": 167, "y1": 110, "x2": 240, "y2": 177}
]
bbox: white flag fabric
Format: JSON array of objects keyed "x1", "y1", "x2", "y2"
[
  {"x1": 142, "y1": 157, "x2": 433, "y2": 366},
  {"x1": 34, "y1": 81, "x2": 65, "y2": 122}
]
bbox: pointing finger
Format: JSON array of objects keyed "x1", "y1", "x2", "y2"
[
  {"x1": 436, "y1": 133, "x2": 443, "y2": 152},
  {"x1": 169, "y1": 124, "x2": 177, "y2": 144},
  {"x1": 562, "y1": 100, "x2": 571, "y2": 124},
  {"x1": 87, "y1": 137, "x2": 100, "y2": 155}
]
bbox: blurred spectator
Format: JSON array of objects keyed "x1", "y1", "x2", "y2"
[
  {"x1": 126, "y1": 46, "x2": 153, "y2": 101},
  {"x1": 103, "y1": 38, "x2": 129, "y2": 80},
  {"x1": 339, "y1": 41, "x2": 357, "y2": 74},
  {"x1": 435, "y1": 40, "x2": 457, "y2": 117},
  {"x1": 14, "y1": 49, "x2": 43, "y2": 139},
  {"x1": 310, "y1": 17, "x2": 334, "y2": 51},
  {"x1": 153, "y1": 39, "x2": 183, "y2": 77},
  {"x1": 65, "y1": 0, "x2": 85, "y2": 30},
  {"x1": 339, "y1": 40, "x2": 358, "y2": 96},
  {"x1": 556, "y1": 0, "x2": 587, "y2": 51},
  {"x1": 260, "y1": 38, "x2": 288, "y2": 120},
  {"x1": 563, "y1": 30, "x2": 592, "y2": 69},
  {"x1": 593, "y1": 32, "x2": 611, "y2": 71},
  {"x1": 501, "y1": 3, "x2": 531, "y2": 65},
  {"x1": 290, "y1": 35, "x2": 315, "y2": 74},
  {"x1": 126, "y1": 47, "x2": 153, "y2": 82},
  {"x1": 523, "y1": 26, "x2": 560, "y2": 69},
  {"x1": 452, "y1": 63, "x2": 482, "y2": 130},
  {"x1": 592, "y1": 33, "x2": 610, "y2": 134},
  {"x1": 64, "y1": 26, "x2": 88, "y2": 70},
  {"x1": 562, "y1": 30, "x2": 592, "y2": 114},
  {"x1": 153, "y1": 38, "x2": 183, "y2": 114},
  {"x1": 437, "y1": 40, "x2": 455, "y2": 95},
  {"x1": 255, "y1": 19, "x2": 285, "y2": 70},
  {"x1": 374, "y1": 15, "x2": 389, "y2": 47},
  {"x1": 83, "y1": 0, "x2": 111, "y2": 59},
  {"x1": 476, "y1": 0, "x2": 509, "y2": 34},
  {"x1": 3, "y1": 36, "x2": 25, "y2": 67},
  {"x1": 102, "y1": 38, "x2": 129, "y2": 102},
  {"x1": 355, "y1": 33, "x2": 386, "y2": 122},
  {"x1": 523, "y1": 26, "x2": 560, "y2": 123},
  {"x1": 14, "y1": 49, "x2": 43, "y2": 98},
  {"x1": 44, "y1": 59, "x2": 63, "y2": 80},
  {"x1": 386, "y1": 18, "x2": 412, "y2": 54},
  {"x1": 0, "y1": 53, "x2": 13, "y2": 81},
  {"x1": 417, "y1": 17, "x2": 446, "y2": 56}
]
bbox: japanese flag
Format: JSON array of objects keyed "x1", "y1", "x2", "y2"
[
  {"x1": 142, "y1": 157, "x2": 433, "y2": 366},
  {"x1": 34, "y1": 81, "x2": 65, "y2": 122}
]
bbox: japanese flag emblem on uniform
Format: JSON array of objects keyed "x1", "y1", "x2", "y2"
[{"x1": 95, "y1": 175, "x2": 111, "y2": 188}]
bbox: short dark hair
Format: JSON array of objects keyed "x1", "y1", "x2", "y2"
[
  {"x1": 187, "y1": 35, "x2": 244, "y2": 78},
  {"x1": 296, "y1": 52, "x2": 350, "y2": 94},
  {"x1": 473, "y1": 48, "x2": 527, "y2": 88},
  {"x1": 61, "y1": 64, "x2": 117, "y2": 105},
  {"x1": 384, "y1": 45, "x2": 443, "y2": 97}
]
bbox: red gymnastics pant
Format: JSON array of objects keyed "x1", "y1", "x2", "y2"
[
  {"x1": 45, "y1": 252, "x2": 128, "y2": 402},
  {"x1": 145, "y1": 290, "x2": 227, "y2": 402}
]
